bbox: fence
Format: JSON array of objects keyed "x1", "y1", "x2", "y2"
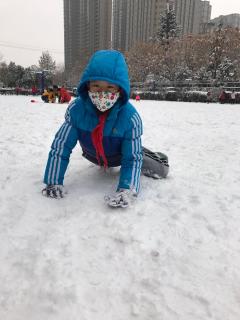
[{"x1": 130, "y1": 80, "x2": 240, "y2": 103}]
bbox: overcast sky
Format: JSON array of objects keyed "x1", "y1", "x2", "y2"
[
  {"x1": 0, "y1": 0, "x2": 240, "y2": 68},
  {"x1": 0, "y1": 0, "x2": 64, "y2": 68}
]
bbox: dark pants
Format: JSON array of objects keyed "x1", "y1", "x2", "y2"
[
  {"x1": 41, "y1": 95, "x2": 49, "y2": 103},
  {"x1": 82, "y1": 146, "x2": 169, "y2": 179}
]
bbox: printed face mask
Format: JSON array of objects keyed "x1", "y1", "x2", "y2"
[{"x1": 88, "y1": 91, "x2": 120, "y2": 112}]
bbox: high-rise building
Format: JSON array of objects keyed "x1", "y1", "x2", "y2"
[
  {"x1": 112, "y1": 0, "x2": 169, "y2": 52},
  {"x1": 210, "y1": 13, "x2": 240, "y2": 30},
  {"x1": 174, "y1": 0, "x2": 198, "y2": 34},
  {"x1": 64, "y1": 0, "x2": 112, "y2": 73},
  {"x1": 173, "y1": 0, "x2": 211, "y2": 35},
  {"x1": 64, "y1": 0, "x2": 212, "y2": 74},
  {"x1": 111, "y1": 0, "x2": 212, "y2": 52},
  {"x1": 199, "y1": 1, "x2": 212, "y2": 33}
]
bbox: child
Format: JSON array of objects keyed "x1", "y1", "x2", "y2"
[
  {"x1": 58, "y1": 86, "x2": 71, "y2": 103},
  {"x1": 41, "y1": 88, "x2": 55, "y2": 103},
  {"x1": 219, "y1": 90, "x2": 226, "y2": 104},
  {"x1": 48, "y1": 88, "x2": 56, "y2": 103},
  {"x1": 230, "y1": 90, "x2": 236, "y2": 104},
  {"x1": 42, "y1": 50, "x2": 169, "y2": 207},
  {"x1": 206, "y1": 91, "x2": 211, "y2": 103},
  {"x1": 135, "y1": 94, "x2": 141, "y2": 102},
  {"x1": 41, "y1": 89, "x2": 49, "y2": 103}
]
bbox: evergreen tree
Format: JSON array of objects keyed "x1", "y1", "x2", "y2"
[{"x1": 155, "y1": 7, "x2": 181, "y2": 43}]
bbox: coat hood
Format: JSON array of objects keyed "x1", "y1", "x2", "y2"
[{"x1": 77, "y1": 50, "x2": 130, "y2": 104}]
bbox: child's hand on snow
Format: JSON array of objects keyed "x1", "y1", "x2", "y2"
[
  {"x1": 104, "y1": 189, "x2": 137, "y2": 208},
  {"x1": 42, "y1": 184, "x2": 64, "y2": 199}
]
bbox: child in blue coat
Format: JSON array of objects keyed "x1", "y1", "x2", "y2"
[{"x1": 42, "y1": 50, "x2": 168, "y2": 207}]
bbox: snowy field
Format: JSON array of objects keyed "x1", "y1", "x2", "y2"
[{"x1": 0, "y1": 95, "x2": 240, "y2": 320}]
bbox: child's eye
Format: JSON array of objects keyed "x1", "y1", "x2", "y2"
[{"x1": 108, "y1": 86, "x2": 117, "y2": 91}]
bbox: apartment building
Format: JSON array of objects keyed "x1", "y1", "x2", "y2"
[
  {"x1": 112, "y1": 0, "x2": 170, "y2": 52},
  {"x1": 63, "y1": 0, "x2": 212, "y2": 73},
  {"x1": 173, "y1": 0, "x2": 211, "y2": 34},
  {"x1": 210, "y1": 13, "x2": 240, "y2": 30},
  {"x1": 199, "y1": 0, "x2": 212, "y2": 33},
  {"x1": 64, "y1": 0, "x2": 112, "y2": 72}
]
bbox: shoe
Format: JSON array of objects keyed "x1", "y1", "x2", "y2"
[{"x1": 142, "y1": 168, "x2": 161, "y2": 179}]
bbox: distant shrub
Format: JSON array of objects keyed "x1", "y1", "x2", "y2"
[
  {"x1": 131, "y1": 91, "x2": 165, "y2": 100},
  {"x1": 182, "y1": 91, "x2": 208, "y2": 102}
]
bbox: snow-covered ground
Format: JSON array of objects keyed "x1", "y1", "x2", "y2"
[{"x1": 0, "y1": 95, "x2": 240, "y2": 320}]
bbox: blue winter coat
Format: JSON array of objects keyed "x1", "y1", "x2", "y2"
[{"x1": 43, "y1": 50, "x2": 143, "y2": 192}]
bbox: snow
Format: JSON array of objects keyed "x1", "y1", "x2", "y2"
[
  {"x1": 187, "y1": 90, "x2": 208, "y2": 95},
  {"x1": 1, "y1": 95, "x2": 240, "y2": 320}
]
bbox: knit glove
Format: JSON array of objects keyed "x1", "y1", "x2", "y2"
[
  {"x1": 105, "y1": 189, "x2": 137, "y2": 208},
  {"x1": 42, "y1": 184, "x2": 64, "y2": 199}
]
